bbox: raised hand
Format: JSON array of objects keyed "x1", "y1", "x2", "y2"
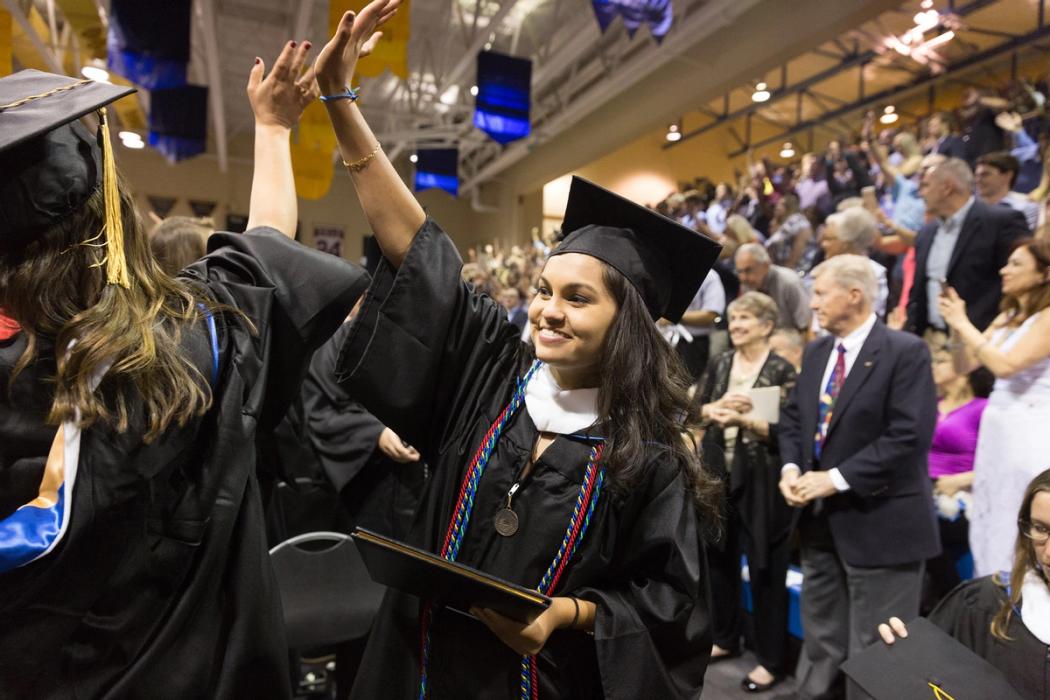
[
  {"x1": 314, "y1": 0, "x2": 401, "y2": 95},
  {"x1": 247, "y1": 40, "x2": 319, "y2": 129}
]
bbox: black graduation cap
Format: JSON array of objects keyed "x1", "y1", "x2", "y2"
[
  {"x1": 552, "y1": 177, "x2": 721, "y2": 323},
  {"x1": 841, "y1": 617, "x2": 1024, "y2": 700},
  {"x1": 0, "y1": 69, "x2": 136, "y2": 286}
]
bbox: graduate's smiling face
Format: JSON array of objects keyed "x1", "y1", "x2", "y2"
[
  {"x1": 1028, "y1": 491, "x2": 1050, "y2": 581},
  {"x1": 529, "y1": 253, "x2": 618, "y2": 388}
]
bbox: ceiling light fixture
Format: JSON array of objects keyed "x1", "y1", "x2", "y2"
[
  {"x1": 470, "y1": 85, "x2": 479, "y2": 97},
  {"x1": 880, "y1": 105, "x2": 899, "y2": 125},
  {"x1": 665, "y1": 121, "x2": 682, "y2": 142},
  {"x1": 409, "y1": 153, "x2": 419, "y2": 164},
  {"x1": 752, "y1": 81, "x2": 770, "y2": 103},
  {"x1": 779, "y1": 142, "x2": 795, "y2": 159}
]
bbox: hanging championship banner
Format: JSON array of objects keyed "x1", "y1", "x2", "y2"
[
  {"x1": 329, "y1": 0, "x2": 410, "y2": 80},
  {"x1": 414, "y1": 148, "x2": 458, "y2": 197},
  {"x1": 0, "y1": 9, "x2": 11, "y2": 77},
  {"x1": 474, "y1": 51, "x2": 531, "y2": 145},
  {"x1": 591, "y1": 0, "x2": 674, "y2": 41},
  {"x1": 148, "y1": 84, "x2": 208, "y2": 162},
  {"x1": 291, "y1": 100, "x2": 336, "y2": 200},
  {"x1": 189, "y1": 200, "x2": 217, "y2": 218},
  {"x1": 314, "y1": 225, "x2": 345, "y2": 257},
  {"x1": 146, "y1": 195, "x2": 177, "y2": 218},
  {"x1": 108, "y1": 0, "x2": 191, "y2": 89}
]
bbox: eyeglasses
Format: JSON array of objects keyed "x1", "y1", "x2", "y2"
[{"x1": 1020, "y1": 519, "x2": 1050, "y2": 546}]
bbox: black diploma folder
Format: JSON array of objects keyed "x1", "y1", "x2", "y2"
[
  {"x1": 351, "y1": 527, "x2": 551, "y2": 623},
  {"x1": 841, "y1": 617, "x2": 1023, "y2": 699}
]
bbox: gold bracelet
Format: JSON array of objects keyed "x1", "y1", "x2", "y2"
[{"x1": 342, "y1": 142, "x2": 382, "y2": 173}]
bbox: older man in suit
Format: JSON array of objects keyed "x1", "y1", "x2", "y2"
[
  {"x1": 779, "y1": 255, "x2": 940, "y2": 700},
  {"x1": 906, "y1": 157, "x2": 1028, "y2": 340}
]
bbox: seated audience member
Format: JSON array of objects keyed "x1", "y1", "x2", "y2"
[
  {"x1": 497, "y1": 286, "x2": 529, "y2": 331},
  {"x1": 818, "y1": 207, "x2": 888, "y2": 317},
  {"x1": 925, "y1": 344, "x2": 993, "y2": 604},
  {"x1": 975, "y1": 151, "x2": 1039, "y2": 231},
  {"x1": 676, "y1": 268, "x2": 726, "y2": 381},
  {"x1": 769, "y1": 328, "x2": 804, "y2": 371},
  {"x1": 907, "y1": 158, "x2": 1028, "y2": 339},
  {"x1": 765, "y1": 194, "x2": 812, "y2": 270},
  {"x1": 939, "y1": 238, "x2": 1050, "y2": 577},
  {"x1": 149, "y1": 215, "x2": 211, "y2": 276},
  {"x1": 879, "y1": 468, "x2": 1050, "y2": 700},
  {"x1": 695, "y1": 291, "x2": 797, "y2": 693},
  {"x1": 778, "y1": 255, "x2": 939, "y2": 700},
  {"x1": 735, "y1": 243, "x2": 812, "y2": 332}
]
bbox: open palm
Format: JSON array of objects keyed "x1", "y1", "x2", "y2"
[{"x1": 314, "y1": 0, "x2": 401, "y2": 94}]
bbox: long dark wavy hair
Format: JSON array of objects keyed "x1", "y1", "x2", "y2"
[
  {"x1": 999, "y1": 238, "x2": 1050, "y2": 324},
  {"x1": 0, "y1": 179, "x2": 232, "y2": 442},
  {"x1": 595, "y1": 264, "x2": 723, "y2": 534},
  {"x1": 991, "y1": 467, "x2": 1050, "y2": 640}
]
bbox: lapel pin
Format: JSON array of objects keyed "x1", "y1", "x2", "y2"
[{"x1": 864, "y1": 361, "x2": 874, "y2": 367}]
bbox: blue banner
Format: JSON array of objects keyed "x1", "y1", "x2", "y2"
[
  {"x1": 474, "y1": 51, "x2": 531, "y2": 145},
  {"x1": 108, "y1": 0, "x2": 191, "y2": 89},
  {"x1": 591, "y1": 0, "x2": 673, "y2": 41},
  {"x1": 414, "y1": 149, "x2": 459, "y2": 197},
  {"x1": 148, "y1": 85, "x2": 208, "y2": 163}
]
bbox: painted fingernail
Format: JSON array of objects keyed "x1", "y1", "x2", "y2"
[
  {"x1": 254, "y1": 57, "x2": 261, "y2": 65},
  {"x1": 290, "y1": 40, "x2": 297, "y2": 48}
]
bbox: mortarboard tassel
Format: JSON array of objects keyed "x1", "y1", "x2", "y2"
[{"x1": 98, "y1": 107, "x2": 130, "y2": 289}]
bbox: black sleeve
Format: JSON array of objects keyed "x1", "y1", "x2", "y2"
[
  {"x1": 335, "y1": 219, "x2": 523, "y2": 459},
  {"x1": 928, "y1": 577, "x2": 1000, "y2": 660},
  {"x1": 994, "y1": 208, "x2": 1030, "y2": 266},
  {"x1": 301, "y1": 323, "x2": 386, "y2": 493},
  {"x1": 574, "y1": 465, "x2": 710, "y2": 700},
  {"x1": 778, "y1": 371, "x2": 805, "y2": 468},
  {"x1": 181, "y1": 226, "x2": 370, "y2": 428}
]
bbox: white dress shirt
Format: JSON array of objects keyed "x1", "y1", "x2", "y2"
[{"x1": 783, "y1": 313, "x2": 878, "y2": 491}]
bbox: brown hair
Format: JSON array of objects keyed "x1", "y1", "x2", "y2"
[
  {"x1": 999, "y1": 238, "x2": 1050, "y2": 323},
  {"x1": 597, "y1": 264, "x2": 723, "y2": 536},
  {"x1": 149, "y1": 216, "x2": 211, "y2": 276},
  {"x1": 0, "y1": 179, "x2": 235, "y2": 441},
  {"x1": 991, "y1": 468, "x2": 1050, "y2": 640},
  {"x1": 976, "y1": 151, "x2": 1020, "y2": 189}
]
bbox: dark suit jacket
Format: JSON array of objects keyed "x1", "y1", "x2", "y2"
[
  {"x1": 906, "y1": 199, "x2": 1028, "y2": 336},
  {"x1": 934, "y1": 134, "x2": 969, "y2": 161},
  {"x1": 779, "y1": 322, "x2": 940, "y2": 567}
]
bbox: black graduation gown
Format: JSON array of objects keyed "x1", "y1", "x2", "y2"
[
  {"x1": 0, "y1": 227, "x2": 368, "y2": 699},
  {"x1": 336, "y1": 220, "x2": 711, "y2": 699},
  {"x1": 929, "y1": 575, "x2": 1050, "y2": 700},
  {"x1": 302, "y1": 322, "x2": 425, "y2": 539}
]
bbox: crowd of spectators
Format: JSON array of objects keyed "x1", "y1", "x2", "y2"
[{"x1": 461, "y1": 78, "x2": 1050, "y2": 698}]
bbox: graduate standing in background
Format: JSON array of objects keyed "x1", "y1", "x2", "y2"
[
  {"x1": 0, "y1": 44, "x2": 368, "y2": 698},
  {"x1": 314, "y1": 3, "x2": 722, "y2": 697}
]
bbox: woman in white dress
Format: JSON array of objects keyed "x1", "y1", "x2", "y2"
[{"x1": 940, "y1": 237, "x2": 1050, "y2": 576}]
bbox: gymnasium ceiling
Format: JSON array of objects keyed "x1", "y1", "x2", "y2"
[{"x1": 5, "y1": 0, "x2": 1047, "y2": 197}]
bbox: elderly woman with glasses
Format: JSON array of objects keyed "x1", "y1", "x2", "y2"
[{"x1": 693, "y1": 291, "x2": 798, "y2": 693}]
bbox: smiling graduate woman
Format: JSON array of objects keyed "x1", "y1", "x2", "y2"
[{"x1": 313, "y1": 2, "x2": 723, "y2": 698}]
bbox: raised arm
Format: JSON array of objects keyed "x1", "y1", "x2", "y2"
[
  {"x1": 314, "y1": 1, "x2": 426, "y2": 267},
  {"x1": 245, "y1": 41, "x2": 319, "y2": 237}
]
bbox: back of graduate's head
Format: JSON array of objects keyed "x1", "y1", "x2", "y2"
[
  {"x1": 0, "y1": 171, "x2": 217, "y2": 442},
  {"x1": 994, "y1": 468, "x2": 1050, "y2": 640},
  {"x1": 149, "y1": 216, "x2": 212, "y2": 277}
]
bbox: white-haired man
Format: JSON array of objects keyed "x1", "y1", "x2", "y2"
[
  {"x1": 735, "y1": 243, "x2": 812, "y2": 331},
  {"x1": 819, "y1": 207, "x2": 889, "y2": 317},
  {"x1": 778, "y1": 255, "x2": 940, "y2": 700}
]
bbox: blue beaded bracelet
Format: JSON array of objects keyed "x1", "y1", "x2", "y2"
[{"x1": 320, "y1": 86, "x2": 361, "y2": 103}]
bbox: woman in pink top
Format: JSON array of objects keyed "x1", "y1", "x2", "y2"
[{"x1": 926, "y1": 344, "x2": 993, "y2": 605}]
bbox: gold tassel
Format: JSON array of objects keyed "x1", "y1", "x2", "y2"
[{"x1": 98, "y1": 107, "x2": 130, "y2": 288}]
